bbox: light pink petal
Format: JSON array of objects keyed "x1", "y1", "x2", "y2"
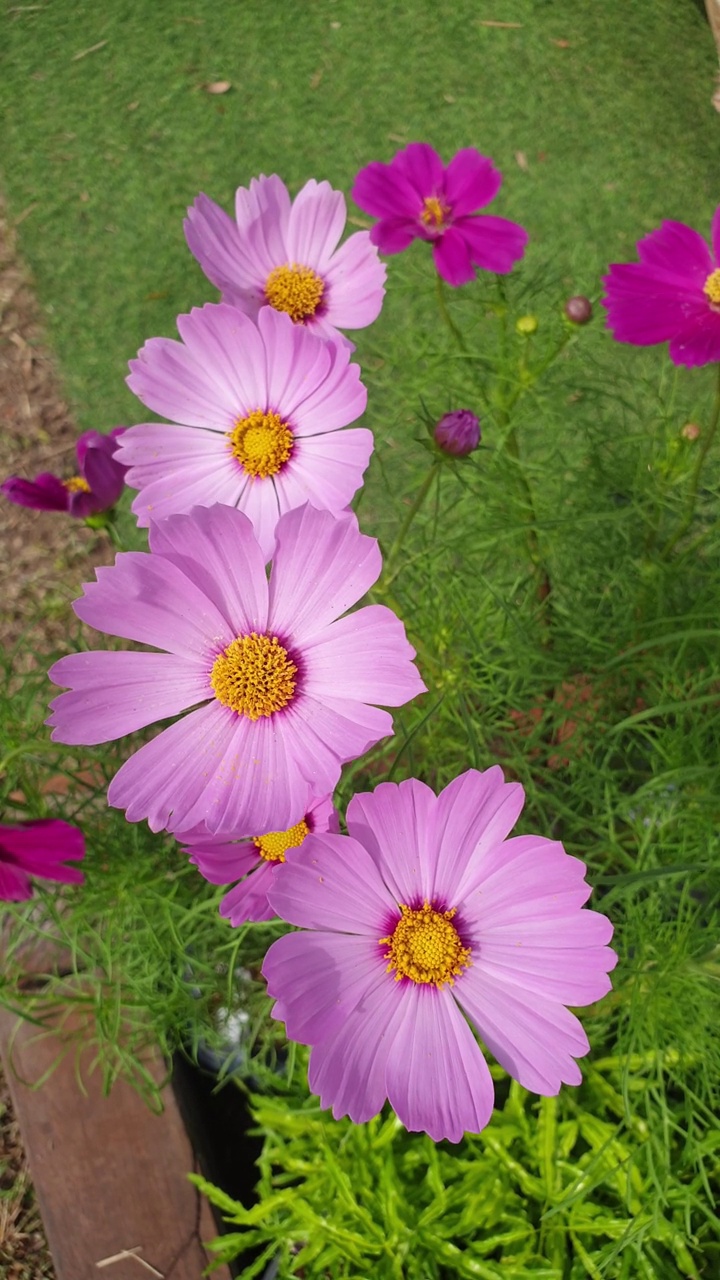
[
  {"x1": 393, "y1": 143, "x2": 445, "y2": 202},
  {"x1": 147, "y1": 504, "x2": 268, "y2": 637},
  {"x1": 444, "y1": 150, "x2": 502, "y2": 216},
  {"x1": 128, "y1": 453, "x2": 248, "y2": 529},
  {"x1": 127, "y1": 336, "x2": 234, "y2": 431},
  {"x1": 285, "y1": 180, "x2": 346, "y2": 270},
  {"x1": 475, "y1": 940, "x2": 616, "y2": 1007},
  {"x1": 669, "y1": 311, "x2": 720, "y2": 367},
  {"x1": 455, "y1": 215, "x2": 529, "y2": 274},
  {"x1": 321, "y1": 232, "x2": 386, "y2": 330},
  {"x1": 235, "y1": 175, "x2": 292, "y2": 265},
  {"x1": 433, "y1": 227, "x2": 475, "y2": 286},
  {"x1": 267, "y1": 832, "x2": 395, "y2": 934},
  {"x1": 352, "y1": 161, "x2": 421, "y2": 220},
  {"x1": 184, "y1": 193, "x2": 245, "y2": 293},
  {"x1": 234, "y1": 473, "x2": 282, "y2": 562},
  {"x1": 263, "y1": 931, "x2": 383, "y2": 1042},
  {"x1": 175, "y1": 304, "x2": 269, "y2": 417},
  {"x1": 268, "y1": 505, "x2": 381, "y2": 640},
  {"x1": 186, "y1": 841, "x2": 257, "y2": 885},
  {"x1": 307, "y1": 970, "x2": 406, "y2": 1123},
  {"x1": 285, "y1": 332, "x2": 366, "y2": 435},
  {"x1": 47, "y1": 651, "x2": 209, "y2": 744},
  {"x1": 432, "y1": 768, "x2": 525, "y2": 904},
  {"x1": 117, "y1": 423, "x2": 232, "y2": 476},
  {"x1": 386, "y1": 985, "x2": 494, "y2": 1141},
  {"x1": 284, "y1": 693, "x2": 394, "y2": 773},
  {"x1": 220, "y1": 861, "x2": 277, "y2": 924},
  {"x1": 459, "y1": 837, "x2": 595, "y2": 928},
  {"x1": 456, "y1": 967, "x2": 591, "y2": 1094},
  {"x1": 274, "y1": 430, "x2": 374, "y2": 519},
  {"x1": 258, "y1": 307, "x2": 332, "y2": 420},
  {"x1": 302, "y1": 606, "x2": 424, "y2": 706},
  {"x1": 69, "y1": 552, "x2": 233, "y2": 658},
  {"x1": 307, "y1": 793, "x2": 340, "y2": 834},
  {"x1": 346, "y1": 778, "x2": 438, "y2": 905},
  {"x1": 636, "y1": 219, "x2": 713, "y2": 286}
]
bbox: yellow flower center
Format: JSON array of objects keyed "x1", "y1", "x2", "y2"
[
  {"x1": 704, "y1": 268, "x2": 720, "y2": 306},
  {"x1": 210, "y1": 633, "x2": 297, "y2": 719},
  {"x1": 420, "y1": 196, "x2": 450, "y2": 230},
  {"x1": 380, "y1": 901, "x2": 471, "y2": 988},
  {"x1": 228, "y1": 409, "x2": 294, "y2": 479},
  {"x1": 254, "y1": 818, "x2": 310, "y2": 863},
  {"x1": 63, "y1": 475, "x2": 91, "y2": 493},
  {"x1": 265, "y1": 263, "x2": 325, "y2": 323}
]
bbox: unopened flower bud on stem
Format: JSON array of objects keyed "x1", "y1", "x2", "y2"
[{"x1": 433, "y1": 409, "x2": 481, "y2": 457}]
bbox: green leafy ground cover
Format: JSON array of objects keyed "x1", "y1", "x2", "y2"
[{"x1": 1, "y1": 2, "x2": 720, "y2": 1278}]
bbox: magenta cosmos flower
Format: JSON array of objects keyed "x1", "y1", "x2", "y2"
[
  {"x1": 0, "y1": 820, "x2": 85, "y2": 902},
  {"x1": 352, "y1": 143, "x2": 528, "y2": 288},
  {"x1": 602, "y1": 209, "x2": 720, "y2": 367},
  {"x1": 119, "y1": 304, "x2": 370, "y2": 560},
  {"x1": 179, "y1": 794, "x2": 338, "y2": 925},
  {"x1": 47, "y1": 502, "x2": 425, "y2": 836},
  {"x1": 263, "y1": 768, "x2": 616, "y2": 1143},
  {"x1": 2, "y1": 428, "x2": 126, "y2": 519},
  {"x1": 184, "y1": 175, "x2": 386, "y2": 343}
]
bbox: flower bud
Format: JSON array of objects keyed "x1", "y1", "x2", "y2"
[
  {"x1": 564, "y1": 295, "x2": 593, "y2": 325},
  {"x1": 681, "y1": 422, "x2": 700, "y2": 442},
  {"x1": 515, "y1": 314, "x2": 538, "y2": 336},
  {"x1": 433, "y1": 410, "x2": 481, "y2": 457}
]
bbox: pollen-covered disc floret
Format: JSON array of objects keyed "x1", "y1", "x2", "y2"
[
  {"x1": 265, "y1": 263, "x2": 325, "y2": 323},
  {"x1": 381, "y1": 901, "x2": 471, "y2": 987},
  {"x1": 210, "y1": 632, "x2": 297, "y2": 719},
  {"x1": 63, "y1": 475, "x2": 92, "y2": 494},
  {"x1": 254, "y1": 818, "x2": 311, "y2": 864},
  {"x1": 704, "y1": 268, "x2": 720, "y2": 306},
  {"x1": 420, "y1": 196, "x2": 451, "y2": 232},
  {"x1": 228, "y1": 409, "x2": 294, "y2": 478}
]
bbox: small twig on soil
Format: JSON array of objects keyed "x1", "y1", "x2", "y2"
[
  {"x1": 95, "y1": 1246, "x2": 164, "y2": 1276},
  {"x1": 71, "y1": 39, "x2": 109, "y2": 61}
]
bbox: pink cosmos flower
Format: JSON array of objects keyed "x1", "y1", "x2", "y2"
[
  {"x1": 119, "y1": 304, "x2": 370, "y2": 560},
  {"x1": 2, "y1": 428, "x2": 127, "y2": 519},
  {"x1": 602, "y1": 210, "x2": 720, "y2": 367},
  {"x1": 0, "y1": 820, "x2": 85, "y2": 901},
  {"x1": 263, "y1": 768, "x2": 616, "y2": 1143},
  {"x1": 47, "y1": 503, "x2": 425, "y2": 837},
  {"x1": 184, "y1": 175, "x2": 386, "y2": 343},
  {"x1": 179, "y1": 794, "x2": 338, "y2": 925},
  {"x1": 352, "y1": 143, "x2": 528, "y2": 287}
]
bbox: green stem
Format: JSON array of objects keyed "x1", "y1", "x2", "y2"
[
  {"x1": 661, "y1": 362, "x2": 720, "y2": 559},
  {"x1": 385, "y1": 459, "x2": 442, "y2": 575},
  {"x1": 504, "y1": 425, "x2": 553, "y2": 616},
  {"x1": 435, "y1": 275, "x2": 466, "y2": 351}
]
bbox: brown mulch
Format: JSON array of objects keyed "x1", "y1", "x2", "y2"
[{"x1": 0, "y1": 1068, "x2": 54, "y2": 1280}]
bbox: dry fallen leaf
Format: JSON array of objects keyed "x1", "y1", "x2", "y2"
[
  {"x1": 309, "y1": 68, "x2": 323, "y2": 90},
  {"x1": 443, "y1": 93, "x2": 455, "y2": 103},
  {"x1": 551, "y1": 38, "x2": 571, "y2": 48},
  {"x1": 127, "y1": 100, "x2": 139, "y2": 111},
  {"x1": 204, "y1": 80, "x2": 231, "y2": 94},
  {"x1": 71, "y1": 39, "x2": 108, "y2": 62},
  {"x1": 79, "y1": 191, "x2": 90, "y2": 203},
  {"x1": 515, "y1": 150, "x2": 529, "y2": 172},
  {"x1": 478, "y1": 20, "x2": 522, "y2": 28}
]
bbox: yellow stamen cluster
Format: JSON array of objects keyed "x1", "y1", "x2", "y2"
[
  {"x1": 63, "y1": 475, "x2": 92, "y2": 494},
  {"x1": 704, "y1": 268, "x2": 720, "y2": 306},
  {"x1": 210, "y1": 633, "x2": 297, "y2": 719},
  {"x1": 420, "y1": 196, "x2": 450, "y2": 230},
  {"x1": 228, "y1": 410, "x2": 294, "y2": 479},
  {"x1": 265, "y1": 263, "x2": 325, "y2": 323},
  {"x1": 254, "y1": 818, "x2": 310, "y2": 864},
  {"x1": 380, "y1": 901, "x2": 471, "y2": 988}
]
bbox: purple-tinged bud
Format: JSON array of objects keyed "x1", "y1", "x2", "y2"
[
  {"x1": 564, "y1": 296, "x2": 593, "y2": 325},
  {"x1": 433, "y1": 410, "x2": 481, "y2": 457},
  {"x1": 681, "y1": 422, "x2": 700, "y2": 442}
]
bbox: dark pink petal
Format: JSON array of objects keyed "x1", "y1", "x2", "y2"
[
  {"x1": 267, "y1": 505, "x2": 381, "y2": 640},
  {"x1": 432, "y1": 227, "x2": 475, "y2": 286},
  {"x1": 263, "y1": 930, "x2": 382, "y2": 1043},
  {"x1": 444, "y1": 150, "x2": 502, "y2": 216},
  {"x1": 455, "y1": 967, "x2": 590, "y2": 1094},
  {"x1": 0, "y1": 863, "x2": 32, "y2": 901},
  {"x1": 307, "y1": 970, "x2": 406, "y2": 1123},
  {"x1": 148, "y1": 504, "x2": 269, "y2": 638},
  {"x1": 385, "y1": 985, "x2": 494, "y2": 1141},
  {"x1": 369, "y1": 218, "x2": 419, "y2": 254},
  {"x1": 186, "y1": 840, "x2": 257, "y2": 884},
  {"x1": 352, "y1": 160, "x2": 421, "y2": 220},
  {"x1": 392, "y1": 143, "x2": 444, "y2": 202},
  {"x1": 47, "y1": 651, "x2": 210, "y2": 744},
  {"x1": 431, "y1": 767, "x2": 525, "y2": 904},
  {"x1": 601, "y1": 263, "x2": 705, "y2": 344},
  {"x1": 1, "y1": 473, "x2": 70, "y2": 513},
  {"x1": 454, "y1": 215, "x2": 528, "y2": 274},
  {"x1": 301, "y1": 606, "x2": 424, "y2": 707},
  {"x1": 268, "y1": 832, "x2": 395, "y2": 934},
  {"x1": 669, "y1": 310, "x2": 720, "y2": 367},
  {"x1": 636, "y1": 219, "x2": 713, "y2": 287},
  {"x1": 0, "y1": 819, "x2": 85, "y2": 875},
  {"x1": 71, "y1": 551, "x2": 233, "y2": 659},
  {"x1": 712, "y1": 206, "x2": 720, "y2": 264},
  {"x1": 346, "y1": 779, "x2": 438, "y2": 905},
  {"x1": 81, "y1": 438, "x2": 127, "y2": 511}
]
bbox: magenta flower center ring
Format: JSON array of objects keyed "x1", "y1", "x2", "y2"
[
  {"x1": 264, "y1": 262, "x2": 325, "y2": 324},
  {"x1": 210, "y1": 632, "x2": 297, "y2": 719},
  {"x1": 380, "y1": 901, "x2": 472, "y2": 988},
  {"x1": 420, "y1": 196, "x2": 451, "y2": 233},
  {"x1": 253, "y1": 818, "x2": 310, "y2": 863},
  {"x1": 228, "y1": 409, "x2": 294, "y2": 478},
  {"x1": 63, "y1": 475, "x2": 92, "y2": 494},
  {"x1": 704, "y1": 268, "x2": 720, "y2": 307}
]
